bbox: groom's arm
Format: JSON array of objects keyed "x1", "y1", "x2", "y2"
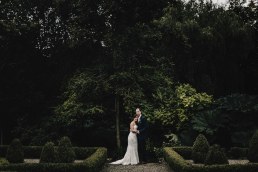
[{"x1": 139, "y1": 117, "x2": 148, "y2": 134}]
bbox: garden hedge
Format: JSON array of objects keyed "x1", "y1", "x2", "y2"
[
  {"x1": 172, "y1": 146, "x2": 192, "y2": 159},
  {"x1": 171, "y1": 146, "x2": 248, "y2": 160},
  {"x1": 164, "y1": 147, "x2": 258, "y2": 172},
  {"x1": 0, "y1": 146, "x2": 107, "y2": 172},
  {"x1": 0, "y1": 145, "x2": 97, "y2": 159}
]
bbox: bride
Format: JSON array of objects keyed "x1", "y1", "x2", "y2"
[{"x1": 110, "y1": 116, "x2": 139, "y2": 165}]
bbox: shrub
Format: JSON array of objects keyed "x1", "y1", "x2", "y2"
[
  {"x1": 0, "y1": 158, "x2": 9, "y2": 165},
  {"x1": 40, "y1": 142, "x2": 57, "y2": 163},
  {"x1": 73, "y1": 147, "x2": 97, "y2": 160},
  {"x1": 163, "y1": 147, "x2": 191, "y2": 172},
  {"x1": 0, "y1": 147, "x2": 107, "y2": 172},
  {"x1": 248, "y1": 130, "x2": 258, "y2": 162},
  {"x1": 205, "y1": 144, "x2": 229, "y2": 165},
  {"x1": 57, "y1": 136, "x2": 76, "y2": 163},
  {"x1": 172, "y1": 146, "x2": 192, "y2": 159},
  {"x1": 84, "y1": 147, "x2": 107, "y2": 172},
  {"x1": 192, "y1": 134, "x2": 210, "y2": 163},
  {"x1": 6, "y1": 138, "x2": 24, "y2": 163},
  {"x1": 164, "y1": 147, "x2": 258, "y2": 172}
]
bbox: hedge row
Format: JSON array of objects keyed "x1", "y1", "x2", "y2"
[
  {"x1": 0, "y1": 147, "x2": 107, "y2": 172},
  {"x1": 164, "y1": 147, "x2": 258, "y2": 172},
  {"x1": 172, "y1": 146, "x2": 192, "y2": 159},
  {"x1": 171, "y1": 146, "x2": 248, "y2": 160},
  {"x1": 0, "y1": 145, "x2": 96, "y2": 159}
]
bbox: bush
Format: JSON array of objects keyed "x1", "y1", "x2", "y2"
[
  {"x1": 192, "y1": 134, "x2": 210, "y2": 163},
  {"x1": 6, "y1": 138, "x2": 24, "y2": 163},
  {"x1": 57, "y1": 136, "x2": 76, "y2": 163},
  {"x1": 73, "y1": 147, "x2": 97, "y2": 160},
  {"x1": 205, "y1": 144, "x2": 229, "y2": 165},
  {"x1": 163, "y1": 147, "x2": 192, "y2": 172},
  {"x1": 172, "y1": 146, "x2": 192, "y2": 159},
  {"x1": 164, "y1": 147, "x2": 258, "y2": 172},
  {"x1": 0, "y1": 145, "x2": 98, "y2": 160},
  {"x1": 248, "y1": 130, "x2": 258, "y2": 162},
  {"x1": 40, "y1": 142, "x2": 57, "y2": 163},
  {"x1": 0, "y1": 158, "x2": 9, "y2": 165},
  {"x1": 84, "y1": 147, "x2": 107, "y2": 172},
  {"x1": 0, "y1": 147, "x2": 107, "y2": 172},
  {"x1": 154, "y1": 147, "x2": 164, "y2": 159}
]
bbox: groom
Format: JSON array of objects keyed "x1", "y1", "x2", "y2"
[{"x1": 135, "y1": 108, "x2": 148, "y2": 164}]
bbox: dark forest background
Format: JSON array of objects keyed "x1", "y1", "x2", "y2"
[{"x1": 0, "y1": 0, "x2": 258, "y2": 157}]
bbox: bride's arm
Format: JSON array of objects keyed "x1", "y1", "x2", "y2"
[{"x1": 130, "y1": 122, "x2": 136, "y2": 132}]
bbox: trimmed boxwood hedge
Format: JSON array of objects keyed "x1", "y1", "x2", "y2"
[
  {"x1": 172, "y1": 146, "x2": 192, "y2": 159},
  {"x1": 164, "y1": 147, "x2": 258, "y2": 172},
  {"x1": 171, "y1": 146, "x2": 249, "y2": 160},
  {"x1": 0, "y1": 145, "x2": 97, "y2": 159},
  {"x1": 0, "y1": 146, "x2": 107, "y2": 172}
]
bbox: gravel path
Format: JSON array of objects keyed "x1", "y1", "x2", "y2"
[
  {"x1": 24, "y1": 159, "x2": 84, "y2": 163},
  {"x1": 101, "y1": 161, "x2": 174, "y2": 172},
  {"x1": 186, "y1": 159, "x2": 249, "y2": 166}
]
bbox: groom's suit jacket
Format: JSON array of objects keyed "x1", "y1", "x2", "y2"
[{"x1": 137, "y1": 114, "x2": 148, "y2": 140}]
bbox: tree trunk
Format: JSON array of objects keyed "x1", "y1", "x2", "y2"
[{"x1": 115, "y1": 95, "x2": 121, "y2": 148}]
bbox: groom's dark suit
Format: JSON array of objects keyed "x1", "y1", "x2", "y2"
[{"x1": 137, "y1": 114, "x2": 148, "y2": 162}]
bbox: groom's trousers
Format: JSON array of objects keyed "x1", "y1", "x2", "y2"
[{"x1": 138, "y1": 138, "x2": 147, "y2": 162}]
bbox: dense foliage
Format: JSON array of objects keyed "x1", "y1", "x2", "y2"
[{"x1": 0, "y1": 0, "x2": 257, "y2": 152}]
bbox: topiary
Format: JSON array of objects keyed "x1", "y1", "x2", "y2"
[
  {"x1": 248, "y1": 130, "x2": 258, "y2": 162},
  {"x1": 40, "y1": 142, "x2": 57, "y2": 163},
  {"x1": 204, "y1": 144, "x2": 229, "y2": 165},
  {"x1": 6, "y1": 138, "x2": 24, "y2": 163},
  {"x1": 192, "y1": 134, "x2": 210, "y2": 163},
  {"x1": 57, "y1": 136, "x2": 76, "y2": 163}
]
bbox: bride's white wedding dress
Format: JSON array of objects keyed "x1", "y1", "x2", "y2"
[{"x1": 110, "y1": 124, "x2": 139, "y2": 165}]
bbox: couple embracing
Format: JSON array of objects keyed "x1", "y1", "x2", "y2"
[{"x1": 110, "y1": 108, "x2": 148, "y2": 165}]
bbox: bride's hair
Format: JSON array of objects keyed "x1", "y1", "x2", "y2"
[{"x1": 133, "y1": 115, "x2": 138, "y2": 125}]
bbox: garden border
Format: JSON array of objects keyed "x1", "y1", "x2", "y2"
[
  {"x1": 0, "y1": 145, "x2": 107, "y2": 172},
  {"x1": 164, "y1": 147, "x2": 258, "y2": 172}
]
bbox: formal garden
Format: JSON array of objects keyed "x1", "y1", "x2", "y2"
[
  {"x1": 0, "y1": 136, "x2": 107, "y2": 172},
  {"x1": 0, "y1": 0, "x2": 258, "y2": 171},
  {"x1": 163, "y1": 131, "x2": 258, "y2": 172}
]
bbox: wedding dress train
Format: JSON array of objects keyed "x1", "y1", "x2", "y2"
[{"x1": 110, "y1": 125, "x2": 139, "y2": 165}]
